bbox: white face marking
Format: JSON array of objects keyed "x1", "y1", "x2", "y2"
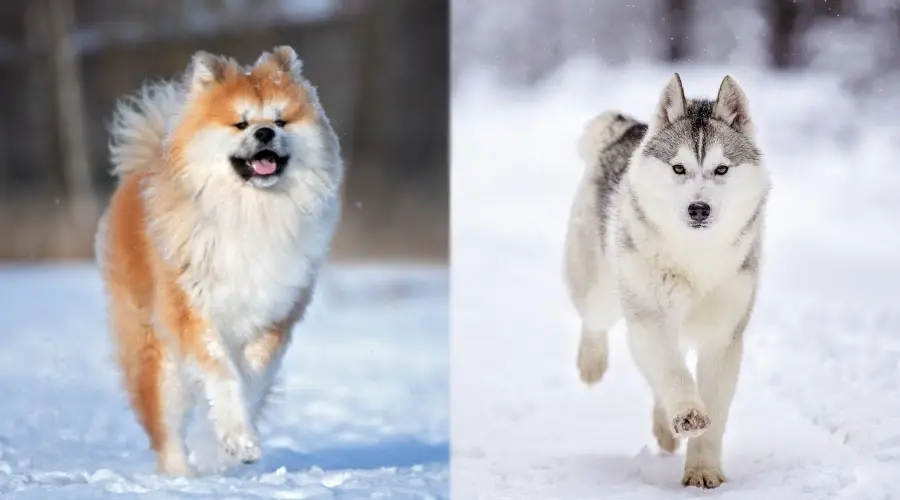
[
  {"x1": 233, "y1": 101, "x2": 253, "y2": 122},
  {"x1": 696, "y1": 127, "x2": 704, "y2": 163},
  {"x1": 263, "y1": 100, "x2": 288, "y2": 121},
  {"x1": 700, "y1": 144, "x2": 769, "y2": 228},
  {"x1": 631, "y1": 143, "x2": 769, "y2": 233},
  {"x1": 231, "y1": 100, "x2": 288, "y2": 123}
]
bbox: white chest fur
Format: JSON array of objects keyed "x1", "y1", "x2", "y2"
[
  {"x1": 650, "y1": 233, "x2": 746, "y2": 296},
  {"x1": 177, "y1": 192, "x2": 337, "y2": 342},
  {"x1": 610, "y1": 214, "x2": 753, "y2": 302}
]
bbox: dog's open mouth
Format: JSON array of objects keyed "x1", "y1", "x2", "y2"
[{"x1": 230, "y1": 150, "x2": 289, "y2": 181}]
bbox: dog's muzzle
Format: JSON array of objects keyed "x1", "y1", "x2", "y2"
[
  {"x1": 229, "y1": 149, "x2": 290, "y2": 182},
  {"x1": 687, "y1": 202, "x2": 711, "y2": 228}
]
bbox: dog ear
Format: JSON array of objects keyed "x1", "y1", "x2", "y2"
[
  {"x1": 187, "y1": 51, "x2": 235, "y2": 94},
  {"x1": 651, "y1": 73, "x2": 687, "y2": 131},
  {"x1": 256, "y1": 46, "x2": 304, "y2": 81},
  {"x1": 713, "y1": 75, "x2": 754, "y2": 137}
]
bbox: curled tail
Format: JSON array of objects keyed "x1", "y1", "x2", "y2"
[
  {"x1": 577, "y1": 111, "x2": 644, "y2": 164},
  {"x1": 109, "y1": 81, "x2": 182, "y2": 177}
]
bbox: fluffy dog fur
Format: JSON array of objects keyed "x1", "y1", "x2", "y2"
[
  {"x1": 94, "y1": 46, "x2": 343, "y2": 476},
  {"x1": 564, "y1": 74, "x2": 770, "y2": 489}
]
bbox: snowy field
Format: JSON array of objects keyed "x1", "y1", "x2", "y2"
[
  {"x1": 0, "y1": 264, "x2": 449, "y2": 499},
  {"x1": 451, "y1": 59, "x2": 900, "y2": 499}
]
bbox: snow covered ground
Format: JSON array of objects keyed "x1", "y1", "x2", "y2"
[
  {"x1": 451, "y1": 60, "x2": 900, "y2": 499},
  {"x1": 0, "y1": 263, "x2": 448, "y2": 499}
]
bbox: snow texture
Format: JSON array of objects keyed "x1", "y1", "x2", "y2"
[
  {"x1": 451, "y1": 59, "x2": 900, "y2": 499},
  {"x1": 0, "y1": 264, "x2": 448, "y2": 499}
]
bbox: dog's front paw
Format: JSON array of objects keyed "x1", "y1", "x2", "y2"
[
  {"x1": 670, "y1": 406, "x2": 710, "y2": 438},
  {"x1": 682, "y1": 467, "x2": 725, "y2": 489},
  {"x1": 156, "y1": 450, "x2": 194, "y2": 477},
  {"x1": 218, "y1": 426, "x2": 262, "y2": 464}
]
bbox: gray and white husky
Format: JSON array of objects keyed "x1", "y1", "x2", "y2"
[{"x1": 563, "y1": 74, "x2": 770, "y2": 489}]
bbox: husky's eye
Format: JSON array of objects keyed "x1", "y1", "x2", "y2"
[
  {"x1": 715, "y1": 165, "x2": 730, "y2": 176},
  {"x1": 672, "y1": 164, "x2": 686, "y2": 175},
  {"x1": 234, "y1": 121, "x2": 249, "y2": 130},
  {"x1": 274, "y1": 119, "x2": 287, "y2": 128}
]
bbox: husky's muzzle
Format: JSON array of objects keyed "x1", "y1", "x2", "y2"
[{"x1": 687, "y1": 202, "x2": 711, "y2": 228}]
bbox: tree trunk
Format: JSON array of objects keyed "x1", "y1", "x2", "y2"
[
  {"x1": 767, "y1": 0, "x2": 801, "y2": 69},
  {"x1": 665, "y1": 0, "x2": 690, "y2": 62},
  {"x1": 46, "y1": 0, "x2": 98, "y2": 225},
  {"x1": 349, "y1": 0, "x2": 448, "y2": 193},
  {"x1": 344, "y1": 0, "x2": 448, "y2": 258},
  {"x1": 812, "y1": 0, "x2": 851, "y2": 17},
  {"x1": 22, "y1": 0, "x2": 59, "y2": 195}
]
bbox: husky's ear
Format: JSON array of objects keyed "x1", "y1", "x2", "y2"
[
  {"x1": 713, "y1": 75, "x2": 754, "y2": 137},
  {"x1": 651, "y1": 73, "x2": 687, "y2": 131},
  {"x1": 188, "y1": 51, "x2": 235, "y2": 94},
  {"x1": 257, "y1": 46, "x2": 304, "y2": 81}
]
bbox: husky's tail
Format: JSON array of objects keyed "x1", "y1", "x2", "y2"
[
  {"x1": 108, "y1": 81, "x2": 182, "y2": 178},
  {"x1": 577, "y1": 111, "x2": 643, "y2": 165}
]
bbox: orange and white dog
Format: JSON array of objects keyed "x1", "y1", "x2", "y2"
[{"x1": 94, "y1": 46, "x2": 343, "y2": 476}]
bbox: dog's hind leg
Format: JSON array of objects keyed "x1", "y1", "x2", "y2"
[
  {"x1": 577, "y1": 282, "x2": 620, "y2": 386},
  {"x1": 578, "y1": 323, "x2": 609, "y2": 385},
  {"x1": 112, "y1": 299, "x2": 192, "y2": 476},
  {"x1": 148, "y1": 343, "x2": 193, "y2": 476}
]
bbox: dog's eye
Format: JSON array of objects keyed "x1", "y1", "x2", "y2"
[
  {"x1": 672, "y1": 164, "x2": 686, "y2": 175},
  {"x1": 715, "y1": 165, "x2": 729, "y2": 176},
  {"x1": 234, "y1": 121, "x2": 249, "y2": 130},
  {"x1": 274, "y1": 119, "x2": 287, "y2": 128}
]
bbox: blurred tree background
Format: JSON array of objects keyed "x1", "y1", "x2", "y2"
[
  {"x1": 0, "y1": 0, "x2": 448, "y2": 262},
  {"x1": 452, "y1": 0, "x2": 899, "y2": 96}
]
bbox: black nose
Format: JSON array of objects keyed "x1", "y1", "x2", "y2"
[
  {"x1": 687, "y1": 202, "x2": 711, "y2": 222},
  {"x1": 254, "y1": 127, "x2": 275, "y2": 144}
]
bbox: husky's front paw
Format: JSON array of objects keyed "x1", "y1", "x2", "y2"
[
  {"x1": 577, "y1": 336, "x2": 608, "y2": 385},
  {"x1": 218, "y1": 426, "x2": 262, "y2": 464},
  {"x1": 682, "y1": 467, "x2": 725, "y2": 489},
  {"x1": 670, "y1": 407, "x2": 710, "y2": 438}
]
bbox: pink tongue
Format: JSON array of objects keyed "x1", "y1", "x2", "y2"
[{"x1": 250, "y1": 158, "x2": 277, "y2": 175}]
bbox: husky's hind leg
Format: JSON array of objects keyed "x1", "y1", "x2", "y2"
[
  {"x1": 577, "y1": 324, "x2": 608, "y2": 385},
  {"x1": 577, "y1": 280, "x2": 620, "y2": 386}
]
